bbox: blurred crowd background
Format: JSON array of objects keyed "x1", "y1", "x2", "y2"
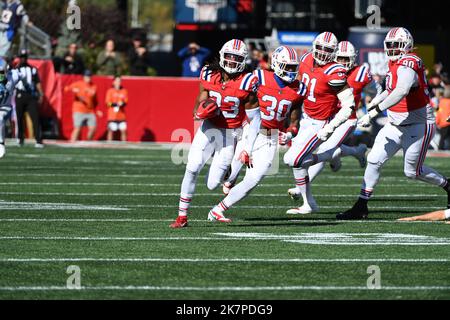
[{"x1": 0, "y1": 0, "x2": 449, "y2": 149}]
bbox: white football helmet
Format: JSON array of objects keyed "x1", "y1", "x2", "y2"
[
  {"x1": 271, "y1": 46, "x2": 300, "y2": 83},
  {"x1": 335, "y1": 41, "x2": 357, "y2": 70},
  {"x1": 219, "y1": 39, "x2": 248, "y2": 74},
  {"x1": 312, "y1": 32, "x2": 338, "y2": 66},
  {"x1": 384, "y1": 27, "x2": 414, "y2": 61}
]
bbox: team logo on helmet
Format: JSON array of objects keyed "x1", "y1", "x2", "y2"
[{"x1": 271, "y1": 46, "x2": 300, "y2": 83}]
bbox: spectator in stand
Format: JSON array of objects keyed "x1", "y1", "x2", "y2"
[
  {"x1": 436, "y1": 87, "x2": 450, "y2": 150},
  {"x1": 0, "y1": 0, "x2": 33, "y2": 58},
  {"x1": 128, "y1": 36, "x2": 151, "y2": 76},
  {"x1": 177, "y1": 42, "x2": 210, "y2": 77},
  {"x1": 106, "y1": 76, "x2": 128, "y2": 142},
  {"x1": 249, "y1": 48, "x2": 270, "y2": 71},
  {"x1": 62, "y1": 43, "x2": 85, "y2": 75},
  {"x1": 96, "y1": 39, "x2": 121, "y2": 76},
  {"x1": 64, "y1": 70, "x2": 100, "y2": 142},
  {"x1": 14, "y1": 49, "x2": 44, "y2": 147}
]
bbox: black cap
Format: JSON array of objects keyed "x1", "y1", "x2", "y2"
[{"x1": 19, "y1": 49, "x2": 29, "y2": 58}]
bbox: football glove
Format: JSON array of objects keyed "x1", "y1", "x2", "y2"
[
  {"x1": 317, "y1": 124, "x2": 334, "y2": 141},
  {"x1": 237, "y1": 150, "x2": 253, "y2": 168},
  {"x1": 357, "y1": 108, "x2": 378, "y2": 128},
  {"x1": 195, "y1": 98, "x2": 219, "y2": 120},
  {"x1": 279, "y1": 132, "x2": 293, "y2": 146}
]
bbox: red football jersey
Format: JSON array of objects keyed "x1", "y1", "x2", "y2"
[
  {"x1": 346, "y1": 63, "x2": 373, "y2": 119},
  {"x1": 199, "y1": 66, "x2": 258, "y2": 129},
  {"x1": 254, "y1": 69, "x2": 304, "y2": 129},
  {"x1": 299, "y1": 52, "x2": 348, "y2": 120},
  {"x1": 386, "y1": 53, "x2": 430, "y2": 113}
]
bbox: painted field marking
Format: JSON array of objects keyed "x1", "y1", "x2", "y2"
[
  {"x1": 1, "y1": 233, "x2": 449, "y2": 246},
  {"x1": 214, "y1": 232, "x2": 450, "y2": 246},
  {"x1": 1, "y1": 258, "x2": 449, "y2": 263},
  {"x1": 0, "y1": 201, "x2": 128, "y2": 211},
  {"x1": 0, "y1": 192, "x2": 443, "y2": 198},
  {"x1": 0, "y1": 285, "x2": 449, "y2": 292}
]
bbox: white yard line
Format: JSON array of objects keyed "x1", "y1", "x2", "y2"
[
  {"x1": 1, "y1": 258, "x2": 449, "y2": 263},
  {"x1": 0, "y1": 182, "x2": 430, "y2": 188},
  {"x1": 0, "y1": 192, "x2": 443, "y2": 198},
  {"x1": 0, "y1": 218, "x2": 443, "y2": 224},
  {"x1": 1, "y1": 236, "x2": 449, "y2": 245},
  {"x1": 0, "y1": 285, "x2": 449, "y2": 292}
]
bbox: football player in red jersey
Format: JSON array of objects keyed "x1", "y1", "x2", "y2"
[
  {"x1": 208, "y1": 46, "x2": 304, "y2": 220},
  {"x1": 283, "y1": 32, "x2": 358, "y2": 215},
  {"x1": 289, "y1": 41, "x2": 371, "y2": 212},
  {"x1": 170, "y1": 39, "x2": 260, "y2": 228},
  {"x1": 338, "y1": 28, "x2": 450, "y2": 220}
]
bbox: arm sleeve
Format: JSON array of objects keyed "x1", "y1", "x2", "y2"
[
  {"x1": 244, "y1": 107, "x2": 261, "y2": 154},
  {"x1": 370, "y1": 90, "x2": 389, "y2": 108},
  {"x1": 328, "y1": 87, "x2": 355, "y2": 130},
  {"x1": 177, "y1": 47, "x2": 189, "y2": 58},
  {"x1": 378, "y1": 66, "x2": 418, "y2": 112}
]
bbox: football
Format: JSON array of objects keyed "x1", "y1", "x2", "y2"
[{"x1": 195, "y1": 98, "x2": 219, "y2": 119}]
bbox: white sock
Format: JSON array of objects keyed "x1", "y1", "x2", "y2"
[
  {"x1": 417, "y1": 166, "x2": 447, "y2": 187},
  {"x1": 308, "y1": 162, "x2": 325, "y2": 183},
  {"x1": 359, "y1": 162, "x2": 380, "y2": 200},
  {"x1": 178, "y1": 170, "x2": 198, "y2": 216}
]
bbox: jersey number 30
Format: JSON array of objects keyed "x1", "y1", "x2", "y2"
[{"x1": 261, "y1": 95, "x2": 292, "y2": 122}]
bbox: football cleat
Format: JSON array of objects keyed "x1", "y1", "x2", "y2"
[
  {"x1": 169, "y1": 216, "x2": 188, "y2": 229},
  {"x1": 336, "y1": 200, "x2": 369, "y2": 220},
  {"x1": 0, "y1": 143, "x2": 5, "y2": 158},
  {"x1": 355, "y1": 144, "x2": 368, "y2": 168},
  {"x1": 222, "y1": 181, "x2": 235, "y2": 196},
  {"x1": 208, "y1": 210, "x2": 232, "y2": 223},
  {"x1": 286, "y1": 203, "x2": 319, "y2": 215},
  {"x1": 287, "y1": 188, "x2": 301, "y2": 201}
]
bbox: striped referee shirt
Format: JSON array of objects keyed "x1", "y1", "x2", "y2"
[{"x1": 15, "y1": 63, "x2": 40, "y2": 94}]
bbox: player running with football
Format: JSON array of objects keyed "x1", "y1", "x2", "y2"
[
  {"x1": 208, "y1": 46, "x2": 304, "y2": 220},
  {"x1": 288, "y1": 41, "x2": 370, "y2": 212},
  {"x1": 338, "y1": 27, "x2": 450, "y2": 220},
  {"x1": 283, "y1": 32, "x2": 358, "y2": 215},
  {"x1": 170, "y1": 39, "x2": 260, "y2": 228},
  {"x1": 0, "y1": 58, "x2": 22, "y2": 158}
]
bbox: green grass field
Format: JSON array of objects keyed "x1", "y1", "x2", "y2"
[{"x1": 0, "y1": 143, "x2": 449, "y2": 300}]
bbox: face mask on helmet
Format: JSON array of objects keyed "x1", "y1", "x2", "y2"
[
  {"x1": 274, "y1": 61, "x2": 299, "y2": 83},
  {"x1": 220, "y1": 52, "x2": 246, "y2": 74},
  {"x1": 313, "y1": 44, "x2": 336, "y2": 66},
  {"x1": 384, "y1": 41, "x2": 405, "y2": 61}
]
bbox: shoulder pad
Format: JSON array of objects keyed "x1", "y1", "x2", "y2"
[
  {"x1": 397, "y1": 55, "x2": 423, "y2": 70},
  {"x1": 240, "y1": 73, "x2": 259, "y2": 92},
  {"x1": 199, "y1": 66, "x2": 213, "y2": 82},
  {"x1": 323, "y1": 63, "x2": 347, "y2": 76},
  {"x1": 253, "y1": 69, "x2": 267, "y2": 86}
]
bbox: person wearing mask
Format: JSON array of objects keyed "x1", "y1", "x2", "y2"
[{"x1": 14, "y1": 49, "x2": 44, "y2": 147}]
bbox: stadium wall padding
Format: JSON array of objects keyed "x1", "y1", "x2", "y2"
[{"x1": 32, "y1": 60, "x2": 200, "y2": 142}]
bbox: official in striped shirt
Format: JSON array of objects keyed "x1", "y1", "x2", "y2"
[{"x1": 14, "y1": 49, "x2": 44, "y2": 147}]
